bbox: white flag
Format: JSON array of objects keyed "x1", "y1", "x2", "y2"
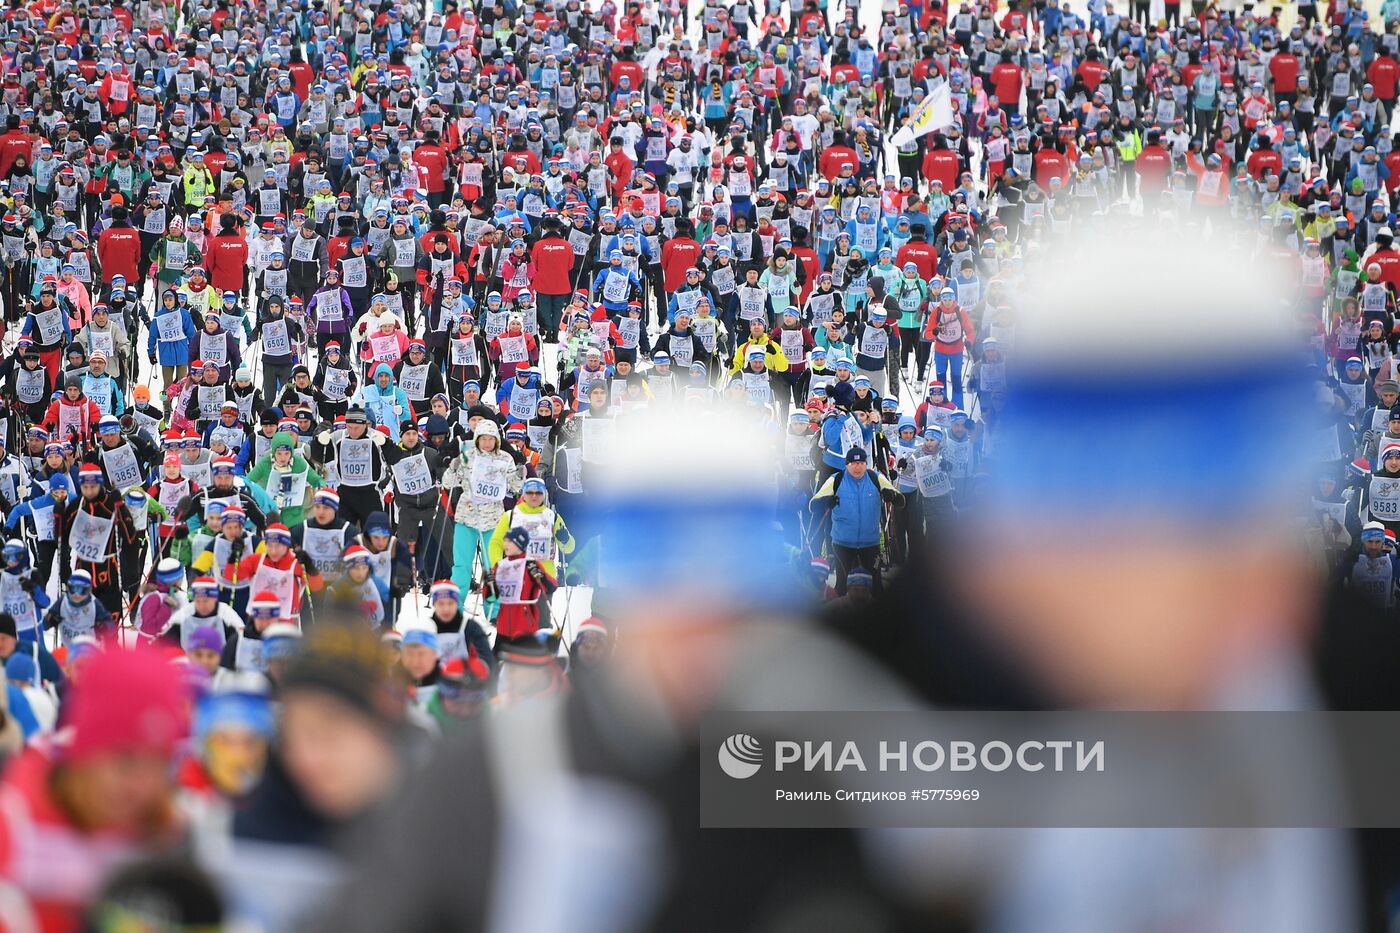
[{"x1": 890, "y1": 82, "x2": 955, "y2": 147}]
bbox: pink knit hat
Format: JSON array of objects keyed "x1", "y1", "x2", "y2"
[{"x1": 62, "y1": 648, "x2": 189, "y2": 763}]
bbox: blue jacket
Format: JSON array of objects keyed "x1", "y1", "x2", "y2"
[
  {"x1": 148, "y1": 305, "x2": 198, "y2": 366},
  {"x1": 811, "y1": 467, "x2": 897, "y2": 548},
  {"x1": 592, "y1": 264, "x2": 643, "y2": 313},
  {"x1": 356, "y1": 363, "x2": 412, "y2": 441},
  {"x1": 819, "y1": 412, "x2": 870, "y2": 471},
  {"x1": 494, "y1": 374, "x2": 543, "y2": 419},
  {"x1": 0, "y1": 566, "x2": 50, "y2": 634}
]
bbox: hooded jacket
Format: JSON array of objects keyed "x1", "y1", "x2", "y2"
[
  {"x1": 355, "y1": 363, "x2": 414, "y2": 442},
  {"x1": 443, "y1": 422, "x2": 526, "y2": 531},
  {"x1": 147, "y1": 295, "x2": 198, "y2": 366},
  {"x1": 245, "y1": 432, "x2": 327, "y2": 527}
]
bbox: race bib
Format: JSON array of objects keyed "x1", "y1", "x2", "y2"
[{"x1": 469, "y1": 456, "x2": 509, "y2": 503}]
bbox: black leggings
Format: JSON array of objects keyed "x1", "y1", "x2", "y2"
[{"x1": 832, "y1": 543, "x2": 882, "y2": 596}]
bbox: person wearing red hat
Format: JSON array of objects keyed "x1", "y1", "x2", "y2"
[
  {"x1": 393, "y1": 339, "x2": 445, "y2": 412},
  {"x1": 224, "y1": 525, "x2": 309, "y2": 621},
  {"x1": 327, "y1": 544, "x2": 390, "y2": 628},
  {"x1": 0, "y1": 648, "x2": 190, "y2": 933},
  {"x1": 308, "y1": 337, "x2": 357, "y2": 423},
  {"x1": 146, "y1": 450, "x2": 197, "y2": 551},
  {"x1": 569, "y1": 616, "x2": 611, "y2": 676},
  {"x1": 62, "y1": 462, "x2": 139, "y2": 619}
]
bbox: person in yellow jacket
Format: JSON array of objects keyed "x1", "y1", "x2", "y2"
[
  {"x1": 182, "y1": 154, "x2": 216, "y2": 209},
  {"x1": 728, "y1": 317, "x2": 792, "y2": 374},
  {"x1": 486, "y1": 478, "x2": 576, "y2": 580}
]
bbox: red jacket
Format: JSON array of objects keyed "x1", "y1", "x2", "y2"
[
  {"x1": 990, "y1": 62, "x2": 1023, "y2": 105},
  {"x1": 1369, "y1": 55, "x2": 1400, "y2": 101},
  {"x1": 1245, "y1": 148, "x2": 1283, "y2": 181},
  {"x1": 224, "y1": 550, "x2": 308, "y2": 617},
  {"x1": 1032, "y1": 149, "x2": 1071, "y2": 191},
  {"x1": 604, "y1": 150, "x2": 634, "y2": 200},
  {"x1": 288, "y1": 61, "x2": 314, "y2": 102},
  {"x1": 660, "y1": 236, "x2": 701, "y2": 292},
  {"x1": 418, "y1": 229, "x2": 460, "y2": 257},
  {"x1": 530, "y1": 236, "x2": 576, "y2": 295},
  {"x1": 791, "y1": 246, "x2": 820, "y2": 303},
  {"x1": 921, "y1": 149, "x2": 961, "y2": 194},
  {"x1": 96, "y1": 224, "x2": 140, "y2": 283},
  {"x1": 42, "y1": 394, "x2": 102, "y2": 441},
  {"x1": 609, "y1": 61, "x2": 645, "y2": 92},
  {"x1": 414, "y1": 144, "x2": 450, "y2": 193},
  {"x1": 0, "y1": 745, "x2": 149, "y2": 933},
  {"x1": 1077, "y1": 60, "x2": 1109, "y2": 93},
  {"x1": 491, "y1": 555, "x2": 556, "y2": 640},
  {"x1": 204, "y1": 233, "x2": 248, "y2": 293},
  {"x1": 895, "y1": 241, "x2": 938, "y2": 281},
  {"x1": 0, "y1": 129, "x2": 32, "y2": 177},
  {"x1": 923, "y1": 304, "x2": 975, "y2": 354},
  {"x1": 818, "y1": 145, "x2": 859, "y2": 181},
  {"x1": 1268, "y1": 53, "x2": 1299, "y2": 94},
  {"x1": 1136, "y1": 144, "x2": 1172, "y2": 192}
]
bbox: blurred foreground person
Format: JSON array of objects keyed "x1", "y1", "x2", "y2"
[
  {"x1": 315, "y1": 409, "x2": 935, "y2": 933},
  {"x1": 207, "y1": 625, "x2": 410, "y2": 932},
  {"x1": 0, "y1": 648, "x2": 189, "y2": 933},
  {"x1": 82, "y1": 857, "x2": 225, "y2": 933},
  {"x1": 843, "y1": 228, "x2": 1363, "y2": 933}
]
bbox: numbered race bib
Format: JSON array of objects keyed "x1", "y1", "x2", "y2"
[
  {"x1": 338, "y1": 437, "x2": 374, "y2": 485},
  {"x1": 915, "y1": 454, "x2": 953, "y2": 497},
  {"x1": 70, "y1": 508, "x2": 114, "y2": 564},
  {"x1": 514, "y1": 509, "x2": 556, "y2": 561},
  {"x1": 450, "y1": 337, "x2": 478, "y2": 366},
  {"x1": 508, "y1": 387, "x2": 539, "y2": 421},
  {"x1": 785, "y1": 431, "x2": 814, "y2": 469},
  {"x1": 469, "y1": 455, "x2": 510, "y2": 503},
  {"x1": 581, "y1": 416, "x2": 615, "y2": 463},
  {"x1": 101, "y1": 443, "x2": 144, "y2": 489},
  {"x1": 399, "y1": 364, "x2": 430, "y2": 397},
  {"x1": 860, "y1": 326, "x2": 889, "y2": 359},
  {"x1": 779, "y1": 328, "x2": 804, "y2": 361},
  {"x1": 393, "y1": 453, "x2": 433, "y2": 496},
  {"x1": 499, "y1": 335, "x2": 529, "y2": 364},
  {"x1": 493, "y1": 555, "x2": 527, "y2": 603},
  {"x1": 263, "y1": 318, "x2": 291, "y2": 355},
  {"x1": 156, "y1": 311, "x2": 185, "y2": 343},
  {"x1": 371, "y1": 334, "x2": 400, "y2": 361},
  {"x1": 1371, "y1": 475, "x2": 1400, "y2": 519},
  {"x1": 14, "y1": 367, "x2": 44, "y2": 404},
  {"x1": 34, "y1": 307, "x2": 64, "y2": 344},
  {"x1": 602, "y1": 270, "x2": 631, "y2": 303},
  {"x1": 323, "y1": 366, "x2": 351, "y2": 400},
  {"x1": 302, "y1": 525, "x2": 346, "y2": 575}
]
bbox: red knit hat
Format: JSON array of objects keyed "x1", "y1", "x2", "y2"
[{"x1": 62, "y1": 648, "x2": 189, "y2": 763}]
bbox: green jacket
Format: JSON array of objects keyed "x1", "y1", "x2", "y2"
[
  {"x1": 96, "y1": 160, "x2": 151, "y2": 201},
  {"x1": 245, "y1": 439, "x2": 325, "y2": 527},
  {"x1": 148, "y1": 234, "x2": 203, "y2": 286},
  {"x1": 891, "y1": 276, "x2": 929, "y2": 330}
]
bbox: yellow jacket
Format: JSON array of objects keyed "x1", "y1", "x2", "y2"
[
  {"x1": 729, "y1": 335, "x2": 791, "y2": 374},
  {"x1": 487, "y1": 501, "x2": 576, "y2": 577}
]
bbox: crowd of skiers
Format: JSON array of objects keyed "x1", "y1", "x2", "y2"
[{"x1": 0, "y1": 0, "x2": 1384, "y2": 923}]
